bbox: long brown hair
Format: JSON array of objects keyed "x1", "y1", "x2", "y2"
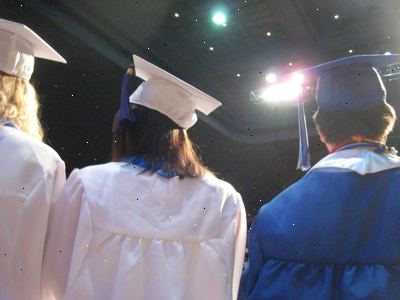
[
  {"x1": 111, "y1": 105, "x2": 209, "y2": 179},
  {"x1": 0, "y1": 71, "x2": 44, "y2": 140}
]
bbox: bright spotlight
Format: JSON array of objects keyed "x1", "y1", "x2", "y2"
[
  {"x1": 265, "y1": 73, "x2": 277, "y2": 83},
  {"x1": 212, "y1": 12, "x2": 227, "y2": 25},
  {"x1": 259, "y1": 75, "x2": 304, "y2": 103},
  {"x1": 292, "y1": 73, "x2": 304, "y2": 84}
]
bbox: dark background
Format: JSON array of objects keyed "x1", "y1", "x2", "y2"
[{"x1": 2, "y1": 0, "x2": 400, "y2": 220}]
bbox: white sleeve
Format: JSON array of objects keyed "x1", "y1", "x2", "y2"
[
  {"x1": 231, "y1": 194, "x2": 247, "y2": 300},
  {"x1": 41, "y1": 169, "x2": 85, "y2": 300}
]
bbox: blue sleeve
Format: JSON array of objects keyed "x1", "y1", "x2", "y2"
[{"x1": 238, "y1": 216, "x2": 264, "y2": 299}]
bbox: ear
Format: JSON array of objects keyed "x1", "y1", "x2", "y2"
[{"x1": 315, "y1": 125, "x2": 327, "y2": 143}]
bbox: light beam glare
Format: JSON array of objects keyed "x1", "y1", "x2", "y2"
[{"x1": 260, "y1": 75, "x2": 304, "y2": 103}]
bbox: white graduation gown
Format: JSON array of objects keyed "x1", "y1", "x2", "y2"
[
  {"x1": 0, "y1": 125, "x2": 66, "y2": 300},
  {"x1": 42, "y1": 162, "x2": 246, "y2": 300}
]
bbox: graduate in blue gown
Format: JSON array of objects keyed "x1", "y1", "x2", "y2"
[{"x1": 239, "y1": 54, "x2": 400, "y2": 299}]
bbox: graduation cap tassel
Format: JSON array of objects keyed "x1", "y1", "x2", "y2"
[
  {"x1": 297, "y1": 96, "x2": 311, "y2": 171},
  {"x1": 119, "y1": 65, "x2": 136, "y2": 123}
]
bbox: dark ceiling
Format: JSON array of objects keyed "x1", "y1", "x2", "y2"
[
  {"x1": 5, "y1": 0, "x2": 400, "y2": 141},
  {"x1": 1, "y1": 0, "x2": 400, "y2": 216}
]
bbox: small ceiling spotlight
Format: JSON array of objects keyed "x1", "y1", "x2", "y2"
[
  {"x1": 174, "y1": 12, "x2": 180, "y2": 18},
  {"x1": 288, "y1": 62, "x2": 293, "y2": 66},
  {"x1": 237, "y1": 73, "x2": 241, "y2": 77},
  {"x1": 209, "y1": 46, "x2": 214, "y2": 51},
  {"x1": 348, "y1": 49, "x2": 353, "y2": 53},
  {"x1": 334, "y1": 14, "x2": 340, "y2": 19},
  {"x1": 265, "y1": 73, "x2": 277, "y2": 83},
  {"x1": 266, "y1": 32, "x2": 272, "y2": 36},
  {"x1": 212, "y1": 12, "x2": 227, "y2": 25}
]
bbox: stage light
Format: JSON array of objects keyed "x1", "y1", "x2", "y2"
[
  {"x1": 292, "y1": 72, "x2": 304, "y2": 84},
  {"x1": 265, "y1": 73, "x2": 277, "y2": 83},
  {"x1": 259, "y1": 74, "x2": 304, "y2": 103},
  {"x1": 212, "y1": 12, "x2": 226, "y2": 25}
]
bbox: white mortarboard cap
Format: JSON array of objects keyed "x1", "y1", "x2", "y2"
[
  {"x1": 129, "y1": 55, "x2": 221, "y2": 129},
  {"x1": 0, "y1": 18, "x2": 66, "y2": 80}
]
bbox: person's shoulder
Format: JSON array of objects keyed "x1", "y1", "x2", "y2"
[
  {"x1": 258, "y1": 175, "x2": 312, "y2": 216},
  {"x1": 79, "y1": 162, "x2": 121, "y2": 181},
  {"x1": 3, "y1": 128, "x2": 63, "y2": 171},
  {"x1": 79, "y1": 162, "x2": 121, "y2": 177},
  {"x1": 198, "y1": 172, "x2": 239, "y2": 197}
]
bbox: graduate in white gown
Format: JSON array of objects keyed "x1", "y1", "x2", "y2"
[
  {"x1": 0, "y1": 19, "x2": 66, "y2": 300},
  {"x1": 42, "y1": 55, "x2": 247, "y2": 300}
]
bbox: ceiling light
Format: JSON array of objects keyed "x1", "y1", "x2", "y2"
[
  {"x1": 174, "y1": 12, "x2": 180, "y2": 17},
  {"x1": 265, "y1": 73, "x2": 277, "y2": 83},
  {"x1": 237, "y1": 73, "x2": 241, "y2": 77},
  {"x1": 292, "y1": 73, "x2": 304, "y2": 84},
  {"x1": 334, "y1": 14, "x2": 340, "y2": 19},
  {"x1": 266, "y1": 32, "x2": 272, "y2": 36},
  {"x1": 348, "y1": 49, "x2": 353, "y2": 53},
  {"x1": 212, "y1": 12, "x2": 226, "y2": 25},
  {"x1": 260, "y1": 75, "x2": 304, "y2": 103},
  {"x1": 289, "y1": 62, "x2": 293, "y2": 66},
  {"x1": 260, "y1": 82, "x2": 302, "y2": 103},
  {"x1": 385, "y1": 51, "x2": 392, "y2": 55},
  {"x1": 209, "y1": 47, "x2": 214, "y2": 51}
]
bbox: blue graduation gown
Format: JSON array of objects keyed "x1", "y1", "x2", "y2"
[{"x1": 240, "y1": 144, "x2": 400, "y2": 299}]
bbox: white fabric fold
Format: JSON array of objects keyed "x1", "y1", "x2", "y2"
[
  {"x1": 311, "y1": 146, "x2": 400, "y2": 175},
  {"x1": 42, "y1": 162, "x2": 246, "y2": 300}
]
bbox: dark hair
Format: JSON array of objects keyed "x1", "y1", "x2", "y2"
[
  {"x1": 313, "y1": 102, "x2": 397, "y2": 145},
  {"x1": 111, "y1": 105, "x2": 209, "y2": 179}
]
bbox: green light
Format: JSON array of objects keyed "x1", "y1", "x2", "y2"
[{"x1": 212, "y1": 12, "x2": 226, "y2": 25}]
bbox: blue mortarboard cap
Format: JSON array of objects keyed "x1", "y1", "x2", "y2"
[
  {"x1": 303, "y1": 54, "x2": 400, "y2": 111},
  {"x1": 296, "y1": 54, "x2": 400, "y2": 171}
]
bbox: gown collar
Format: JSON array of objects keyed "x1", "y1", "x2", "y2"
[
  {"x1": 310, "y1": 142, "x2": 400, "y2": 175},
  {"x1": 120, "y1": 156, "x2": 178, "y2": 178},
  {"x1": 1, "y1": 118, "x2": 19, "y2": 129}
]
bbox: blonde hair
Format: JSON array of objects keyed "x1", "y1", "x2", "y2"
[{"x1": 0, "y1": 72, "x2": 44, "y2": 140}]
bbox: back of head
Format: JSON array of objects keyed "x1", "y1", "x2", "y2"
[
  {"x1": 111, "y1": 105, "x2": 208, "y2": 179},
  {"x1": 0, "y1": 71, "x2": 43, "y2": 140},
  {"x1": 313, "y1": 102, "x2": 397, "y2": 145}
]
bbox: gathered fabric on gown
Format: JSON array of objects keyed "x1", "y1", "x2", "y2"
[
  {"x1": 42, "y1": 161, "x2": 246, "y2": 300},
  {"x1": 240, "y1": 145, "x2": 400, "y2": 299}
]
